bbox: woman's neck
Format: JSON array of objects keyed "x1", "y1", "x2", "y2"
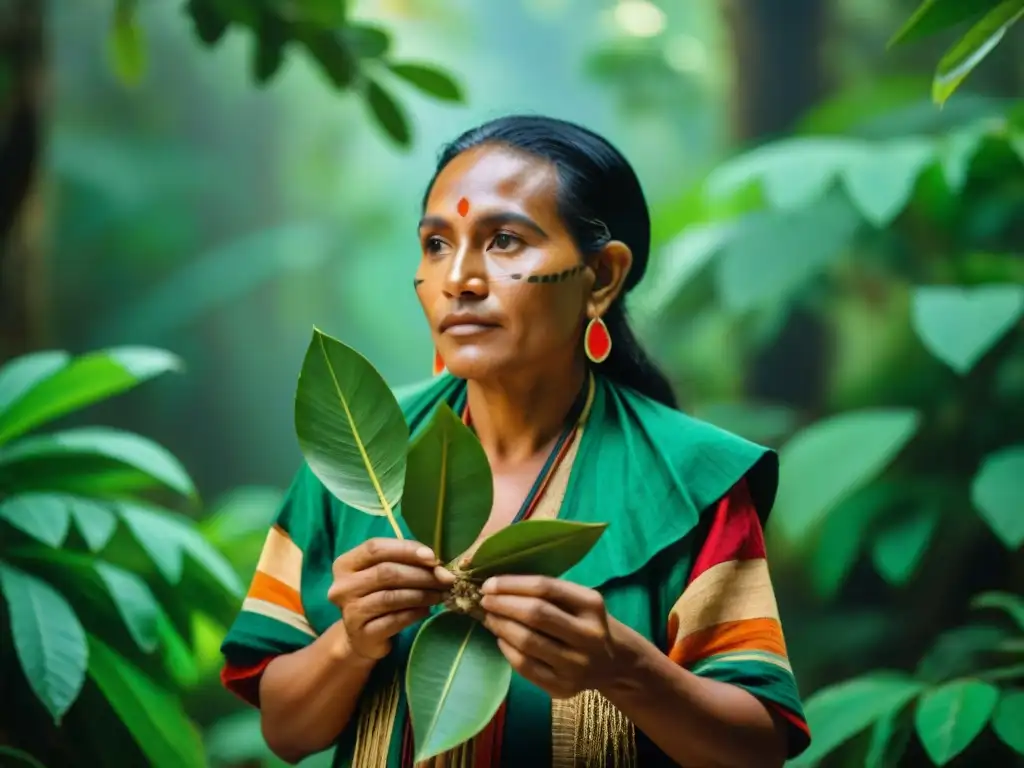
[{"x1": 465, "y1": 357, "x2": 587, "y2": 465}]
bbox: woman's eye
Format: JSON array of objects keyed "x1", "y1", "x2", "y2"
[
  {"x1": 425, "y1": 236, "x2": 446, "y2": 254},
  {"x1": 489, "y1": 232, "x2": 520, "y2": 251}
]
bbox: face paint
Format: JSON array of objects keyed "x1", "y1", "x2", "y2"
[
  {"x1": 412, "y1": 265, "x2": 587, "y2": 290},
  {"x1": 457, "y1": 197, "x2": 470, "y2": 217}
]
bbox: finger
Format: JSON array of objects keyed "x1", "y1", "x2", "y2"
[
  {"x1": 363, "y1": 607, "x2": 432, "y2": 640},
  {"x1": 359, "y1": 589, "x2": 445, "y2": 620},
  {"x1": 481, "y1": 575, "x2": 603, "y2": 615},
  {"x1": 346, "y1": 562, "x2": 453, "y2": 599},
  {"x1": 496, "y1": 638, "x2": 569, "y2": 697},
  {"x1": 335, "y1": 538, "x2": 438, "y2": 575},
  {"x1": 480, "y1": 594, "x2": 585, "y2": 644},
  {"x1": 483, "y1": 613, "x2": 584, "y2": 669}
]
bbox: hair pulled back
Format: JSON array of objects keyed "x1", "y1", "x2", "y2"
[{"x1": 423, "y1": 114, "x2": 677, "y2": 408}]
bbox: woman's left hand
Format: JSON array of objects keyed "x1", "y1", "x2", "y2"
[{"x1": 479, "y1": 575, "x2": 628, "y2": 699}]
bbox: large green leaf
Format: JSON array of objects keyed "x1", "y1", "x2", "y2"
[
  {"x1": 0, "y1": 493, "x2": 73, "y2": 547},
  {"x1": 933, "y1": 0, "x2": 1024, "y2": 105},
  {"x1": 86, "y1": 634, "x2": 206, "y2": 768},
  {"x1": 890, "y1": 0, "x2": 997, "y2": 46},
  {"x1": 0, "y1": 350, "x2": 70, "y2": 415},
  {"x1": 0, "y1": 347, "x2": 180, "y2": 445},
  {"x1": 970, "y1": 445, "x2": 1024, "y2": 548},
  {"x1": 0, "y1": 563, "x2": 88, "y2": 722},
  {"x1": 0, "y1": 747, "x2": 47, "y2": 768},
  {"x1": 716, "y1": 196, "x2": 860, "y2": 313},
  {"x1": 970, "y1": 591, "x2": 1024, "y2": 631},
  {"x1": 406, "y1": 611, "x2": 511, "y2": 761},
  {"x1": 992, "y1": 690, "x2": 1024, "y2": 755},
  {"x1": 402, "y1": 404, "x2": 492, "y2": 563},
  {"x1": 67, "y1": 496, "x2": 119, "y2": 552},
  {"x1": 911, "y1": 285, "x2": 1024, "y2": 374},
  {"x1": 118, "y1": 501, "x2": 243, "y2": 596},
  {"x1": 840, "y1": 139, "x2": 934, "y2": 227},
  {"x1": 294, "y1": 328, "x2": 409, "y2": 521},
  {"x1": 789, "y1": 674, "x2": 923, "y2": 767},
  {"x1": 0, "y1": 428, "x2": 196, "y2": 499},
  {"x1": 467, "y1": 519, "x2": 607, "y2": 580},
  {"x1": 871, "y1": 503, "x2": 940, "y2": 586},
  {"x1": 915, "y1": 679, "x2": 999, "y2": 765},
  {"x1": 95, "y1": 562, "x2": 160, "y2": 653},
  {"x1": 388, "y1": 62, "x2": 464, "y2": 102},
  {"x1": 865, "y1": 707, "x2": 914, "y2": 768},
  {"x1": 773, "y1": 410, "x2": 920, "y2": 544},
  {"x1": 916, "y1": 625, "x2": 1013, "y2": 683}
]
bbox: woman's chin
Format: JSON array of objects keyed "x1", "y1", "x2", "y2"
[{"x1": 443, "y1": 351, "x2": 510, "y2": 382}]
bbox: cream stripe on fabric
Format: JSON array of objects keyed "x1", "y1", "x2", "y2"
[
  {"x1": 242, "y1": 597, "x2": 316, "y2": 637},
  {"x1": 669, "y1": 559, "x2": 779, "y2": 639},
  {"x1": 256, "y1": 525, "x2": 303, "y2": 591}
]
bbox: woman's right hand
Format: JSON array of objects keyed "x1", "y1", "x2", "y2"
[{"x1": 328, "y1": 538, "x2": 456, "y2": 661}]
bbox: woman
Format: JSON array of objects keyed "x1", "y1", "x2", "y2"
[{"x1": 220, "y1": 115, "x2": 811, "y2": 767}]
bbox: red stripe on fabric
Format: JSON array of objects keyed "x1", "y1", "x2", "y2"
[
  {"x1": 220, "y1": 657, "x2": 273, "y2": 707},
  {"x1": 688, "y1": 478, "x2": 766, "y2": 586},
  {"x1": 768, "y1": 701, "x2": 811, "y2": 737}
]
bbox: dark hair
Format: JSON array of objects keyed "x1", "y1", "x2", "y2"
[{"x1": 423, "y1": 114, "x2": 678, "y2": 408}]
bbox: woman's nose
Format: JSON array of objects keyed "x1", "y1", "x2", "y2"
[{"x1": 442, "y1": 246, "x2": 489, "y2": 298}]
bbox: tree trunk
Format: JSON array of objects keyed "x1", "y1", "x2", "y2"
[
  {"x1": 0, "y1": 0, "x2": 46, "y2": 364},
  {"x1": 719, "y1": 0, "x2": 833, "y2": 410}
]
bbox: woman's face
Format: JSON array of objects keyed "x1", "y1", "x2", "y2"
[{"x1": 416, "y1": 145, "x2": 606, "y2": 382}]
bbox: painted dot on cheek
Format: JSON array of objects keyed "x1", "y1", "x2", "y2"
[{"x1": 457, "y1": 197, "x2": 470, "y2": 217}]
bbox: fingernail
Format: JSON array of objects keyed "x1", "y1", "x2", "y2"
[
  {"x1": 481, "y1": 578, "x2": 496, "y2": 593},
  {"x1": 417, "y1": 546, "x2": 436, "y2": 563}
]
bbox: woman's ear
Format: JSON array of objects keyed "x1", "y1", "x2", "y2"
[{"x1": 587, "y1": 240, "x2": 633, "y2": 318}]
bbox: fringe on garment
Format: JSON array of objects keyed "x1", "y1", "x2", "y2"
[
  {"x1": 552, "y1": 689, "x2": 637, "y2": 768},
  {"x1": 352, "y1": 671, "x2": 401, "y2": 768}
]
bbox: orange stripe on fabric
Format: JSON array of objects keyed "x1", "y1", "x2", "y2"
[
  {"x1": 669, "y1": 617, "x2": 787, "y2": 666},
  {"x1": 248, "y1": 570, "x2": 304, "y2": 614},
  {"x1": 221, "y1": 657, "x2": 273, "y2": 708}
]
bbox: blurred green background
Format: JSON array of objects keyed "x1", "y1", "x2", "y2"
[{"x1": 1, "y1": 0, "x2": 1023, "y2": 766}]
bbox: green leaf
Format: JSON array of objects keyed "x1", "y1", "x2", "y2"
[
  {"x1": 0, "y1": 346, "x2": 181, "y2": 446},
  {"x1": 0, "y1": 492, "x2": 73, "y2": 547},
  {"x1": 773, "y1": 410, "x2": 921, "y2": 544},
  {"x1": 118, "y1": 501, "x2": 243, "y2": 595},
  {"x1": 890, "y1": 0, "x2": 997, "y2": 46},
  {"x1": 388, "y1": 62, "x2": 464, "y2": 103},
  {"x1": 933, "y1": 1, "x2": 1024, "y2": 105},
  {"x1": 402, "y1": 404, "x2": 492, "y2": 563},
  {"x1": 300, "y1": 29, "x2": 357, "y2": 88},
  {"x1": 253, "y1": 12, "x2": 289, "y2": 84},
  {"x1": 716, "y1": 196, "x2": 860, "y2": 313},
  {"x1": 365, "y1": 78, "x2": 411, "y2": 147},
  {"x1": 294, "y1": 328, "x2": 409, "y2": 522},
  {"x1": 0, "y1": 427, "x2": 196, "y2": 499},
  {"x1": 789, "y1": 673, "x2": 923, "y2": 767},
  {"x1": 346, "y1": 23, "x2": 390, "y2": 58},
  {"x1": 865, "y1": 708, "x2": 914, "y2": 768},
  {"x1": 67, "y1": 496, "x2": 118, "y2": 552},
  {"x1": 970, "y1": 591, "x2": 1024, "y2": 631},
  {"x1": 871, "y1": 503, "x2": 940, "y2": 585},
  {"x1": 108, "y1": 0, "x2": 147, "y2": 87},
  {"x1": 640, "y1": 222, "x2": 734, "y2": 316},
  {"x1": 467, "y1": 519, "x2": 608, "y2": 580},
  {"x1": 840, "y1": 139, "x2": 934, "y2": 226},
  {"x1": 406, "y1": 611, "x2": 512, "y2": 761},
  {"x1": 992, "y1": 690, "x2": 1024, "y2": 754},
  {"x1": 916, "y1": 625, "x2": 1013, "y2": 683},
  {"x1": 86, "y1": 635, "x2": 206, "y2": 768},
  {"x1": 0, "y1": 350, "x2": 70, "y2": 415},
  {"x1": 95, "y1": 562, "x2": 160, "y2": 653},
  {"x1": 706, "y1": 137, "x2": 856, "y2": 210},
  {"x1": 0, "y1": 563, "x2": 88, "y2": 722},
  {"x1": 199, "y1": 485, "x2": 283, "y2": 544},
  {"x1": 915, "y1": 679, "x2": 999, "y2": 765},
  {"x1": 185, "y1": 0, "x2": 230, "y2": 46},
  {"x1": 971, "y1": 445, "x2": 1024, "y2": 549},
  {"x1": 911, "y1": 285, "x2": 1024, "y2": 374},
  {"x1": 0, "y1": 747, "x2": 47, "y2": 768}
]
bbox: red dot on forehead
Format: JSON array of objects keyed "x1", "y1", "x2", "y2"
[{"x1": 457, "y1": 197, "x2": 470, "y2": 217}]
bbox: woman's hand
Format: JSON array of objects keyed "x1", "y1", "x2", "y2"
[
  {"x1": 328, "y1": 538, "x2": 456, "y2": 661},
  {"x1": 479, "y1": 575, "x2": 626, "y2": 699}
]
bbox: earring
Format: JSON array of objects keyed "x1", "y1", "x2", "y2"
[
  {"x1": 584, "y1": 317, "x2": 611, "y2": 364},
  {"x1": 433, "y1": 349, "x2": 446, "y2": 377}
]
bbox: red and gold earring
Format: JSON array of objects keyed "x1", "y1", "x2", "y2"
[
  {"x1": 584, "y1": 316, "x2": 611, "y2": 363},
  {"x1": 433, "y1": 349, "x2": 446, "y2": 376}
]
